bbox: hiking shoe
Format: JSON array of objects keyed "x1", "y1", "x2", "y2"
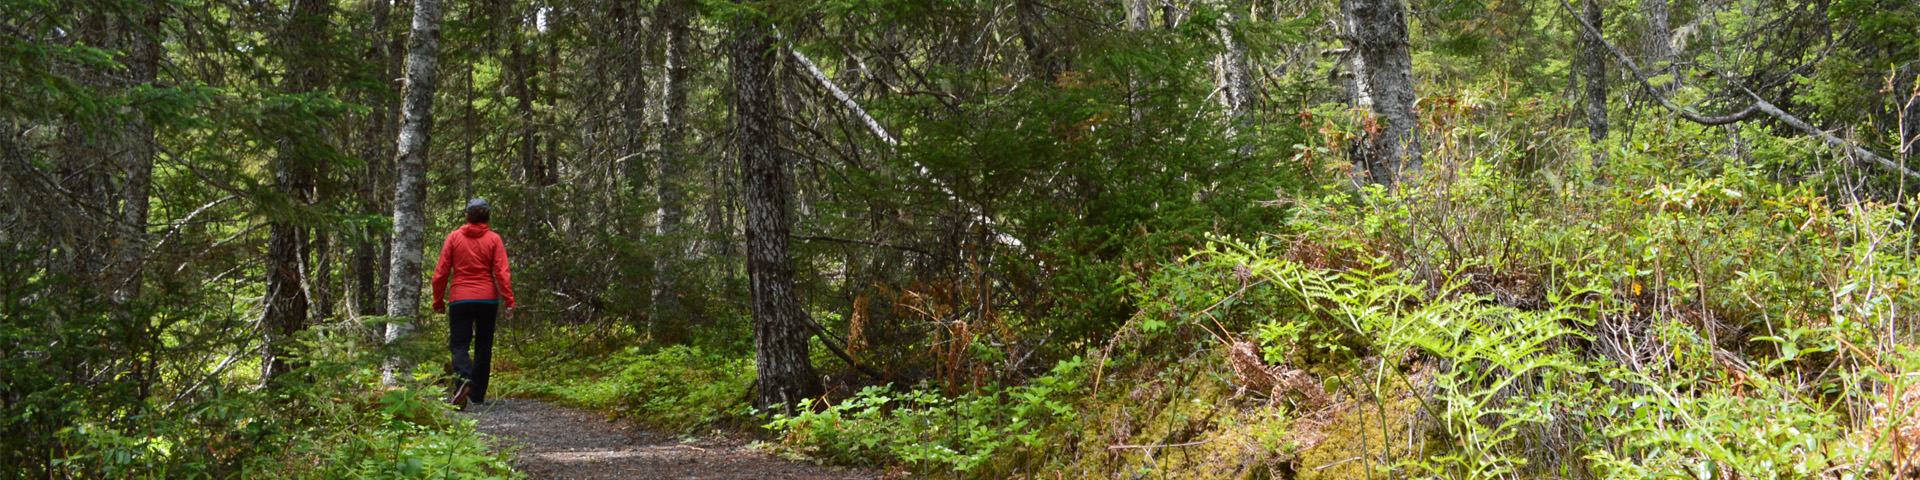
[{"x1": 449, "y1": 384, "x2": 472, "y2": 410}]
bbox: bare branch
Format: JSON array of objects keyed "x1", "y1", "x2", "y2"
[
  {"x1": 791, "y1": 234, "x2": 934, "y2": 256},
  {"x1": 787, "y1": 45, "x2": 898, "y2": 146},
  {"x1": 1556, "y1": 0, "x2": 1918, "y2": 180},
  {"x1": 799, "y1": 314, "x2": 889, "y2": 382}
]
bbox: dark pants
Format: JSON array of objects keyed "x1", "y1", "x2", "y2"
[{"x1": 448, "y1": 302, "x2": 497, "y2": 403}]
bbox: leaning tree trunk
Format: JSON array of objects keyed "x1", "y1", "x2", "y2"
[
  {"x1": 262, "y1": 0, "x2": 331, "y2": 385},
  {"x1": 1583, "y1": 0, "x2": 1609, "y2": 166},
  {"x1": 734, "y1": 19, "x2": 823, "y2": 414},
  {"x1": 652, "y1": 0, "x2": 693, "y2": 335},
  {"x1": 384, "y1": 0, "x2": 446, "y2": 385},
  {"x1": 1345, "y1": 0, "x2": 1421, "y2": 184}
]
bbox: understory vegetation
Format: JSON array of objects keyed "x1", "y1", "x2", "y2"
[
  {"x1": 0, "y1": 259, "x2": 520, "y2": 478},
  {"x1": 8, "y1": 0, "x2": 1918, "y2": 477},
  {"x1": 759, "y1": 111, "x2": 1920, "y2": 478}
]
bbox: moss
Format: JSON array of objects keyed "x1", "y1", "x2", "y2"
[{"x1": 1294, "y1": 396, "x2": 1425, "y2": 480}]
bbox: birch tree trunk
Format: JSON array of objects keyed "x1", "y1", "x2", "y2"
[
  {"x1": 1216, "y1": 0, "x2": 1254, "y2": 158},
  {"x1": 1127, "y1": 0, "x2": 1152, "y2": 30},
  {"x1": 1345, "y1": 0, "x2": 1421, "y2": 184},
  {"x1": 262, "y1": 0, "x2": 331, "y2": 385},
  {"x1": 384, "y1": 0, "x2": 446, "y2": 385},
  {"x1": 1904, "y1": 69, "x2": 1919, "y2": 164},
  {"x1": 1640, "y1": 0, "x2": 1670, "y2": 67},
  {"x1": 735, "y1": 19, "x2": 823, "y2": 414},
  {"x1": 1583, "y1": 0, "x2": 1609, "y2": 166},
  {"x1": 652, "y1": 0, "x2": 693, "y2": 333}
]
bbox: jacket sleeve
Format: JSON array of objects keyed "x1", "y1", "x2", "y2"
[
  {"x1": 493, "y1": 235, "x2": 515, "y2": 309},
  {"x1": 430, "y1": 232, "x2": 455, "y2": 310}
]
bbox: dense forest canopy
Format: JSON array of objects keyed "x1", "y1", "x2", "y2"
[{"x1": 4, "y1": 0, "x2": 1918, "y2": 477}]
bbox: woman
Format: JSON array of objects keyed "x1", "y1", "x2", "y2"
[{"x1": 431, "y1": 198, "x2": 515, "y2": 409}]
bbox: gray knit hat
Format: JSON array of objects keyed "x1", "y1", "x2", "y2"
[{"x1": 467, "y1": 198, "x2": 489, "y2": 210}]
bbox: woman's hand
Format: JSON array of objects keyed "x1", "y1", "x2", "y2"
[{"x1": 433, "y1": 303, "x2": 446, "y2": 314}]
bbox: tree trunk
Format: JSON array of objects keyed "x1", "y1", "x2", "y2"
[
  {"x1": 513, "y1": 38, "x2": 540, "y2": 187},
  {"x1": 1901, "y1": 67, "x2": 1918, "y2": 164},
  {"x1": 734, "y1": 20, "x2": 823, "y2": 414},
  {"x1": 1640, "y1": 0, "x2": 1671, "y2": 77},
  {"x1": 384, "y1": 0, "x2": 446, "y2": 385},
  {"x1": 112, "y1": 6, "x2": 161, "y2": 303},
  {"x1": 1014, "y1": 0, "x2": 1062, "y2": 83},
  {"x1": 313, "y1": 233, "x2": 333, "y2": 321},
  {"x1": 1583, "y1": 0, "x2": 1609, "y2": 166},
  {"x1": 263, "y1": 0, "x2": 331, "y2": 385},
  {"x1": 652, "y1": 0, "x2": 693, "y2": 334},
  {"x1": 355, "y1": 0, "x2": 401, "y2": 318},
  {"x1": 1216, "y1": 0, "x2": 1254, "y2": 158},
  {"x1": 616, "y1": 2, "x2": 648, "y2": 193},
  {"x1": 1344, "y1": 0, "x2": 1421, "y2": 184},
  {"x1": 1127, "y1": 0, "x2": 1152, "y2": 30},
  {"x1": 706, "y1": 153, "x2": 733, "y2": 257}
]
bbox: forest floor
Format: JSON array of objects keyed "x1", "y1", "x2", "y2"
[{"x1": 461, "y1": 398, "x2": 880, "y2": 480}]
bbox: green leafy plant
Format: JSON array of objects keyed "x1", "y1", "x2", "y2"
[{"x1": 767, "y1": 356, "x2": 1086, "y2": 474}]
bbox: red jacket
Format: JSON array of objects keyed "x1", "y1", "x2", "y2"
[{"x1": 431, "y1": 223, "x2": 515, "y2": 310}]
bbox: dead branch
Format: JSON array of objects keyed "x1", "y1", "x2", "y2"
[{"x1": 1556, "y1": 0, "x2": 1920, "y2": 180}]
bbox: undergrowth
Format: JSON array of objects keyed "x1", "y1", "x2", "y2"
[
  {"x1": 759, "y1": 95, "x2": 1920, "y2": 478},
  {"x1": 765, "y1": 356, "x2": 1086, "y2": 473},
  {"x1": 492, "y1": 325, "x2": 755, "y2": 432}
]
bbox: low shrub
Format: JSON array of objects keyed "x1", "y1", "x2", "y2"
[
  {"x1": 497, "y1": 339, "x2": 754, "y2": 432},
  {"x1": 766, "y1": 356, "x2": 1086, "y2": 473},
  {"x1": 1128, "y1": 145, "x2": 1920, "y2": 477}
]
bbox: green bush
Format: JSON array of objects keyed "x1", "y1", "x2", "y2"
[
  {"x1": 0, "y1": 252, "x2": 522, "y2": 480},
  {"x1": 609, "y1": 345, "x2": 755, "y2": 430},
  {"x1": 262, "y1": 325, "x2": 522, "y2": 480},
  {"x1": 499, "y1": 341, "x2": 754, "y2": 432},
  {"x1": 1129, "y1": 145, "x2": 1920, "y2": 477},
  {"x1": 767, "y1": 356, "x2": 1086, "y2": 474}
]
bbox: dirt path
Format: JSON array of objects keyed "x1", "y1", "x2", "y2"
[{"x1": 463, "y1": 398, "x2": 879, "y2": 480}]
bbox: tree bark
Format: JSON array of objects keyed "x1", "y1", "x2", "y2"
[
  {"x1": 1639, "y1": 0, "x2": 1672, "y2": 91},
  {"x1": 112, "y1": 6, "x2": 161, "y2": 303},
  {"x1": 1216, "y1": 0, "x2": 1254, "y2": 158},
  {"x1": 1344, "y1": 0, "x2": 1421, "y2": 184},
  {"x1": 385, "y1": 0, "x2": 446, "y2": 385},
  {"x1": 652, "y1": 0, "x2": 694, "y2": 333},
  {"x1": 355, "y1": 0, "x2": 402, "y2": 318},
  {"x1": 1127, "y1": 0, "x2": 1152, "y2": 30},
  {"x1": 513, "y1": 38, "x2": 540, "y2": 186},
  {"x1": 1901, "y1": 69, "x2": 1918, "y2": 164},
  {"x1": 1015, "y1": 0, "x2": 1062, "y2": 83},
  {"x1": 734, "y1": 19, "x2": 823, "y2": 414},
  {"x1": 1583, "y1": 0, "x2": 1609, "y2": 166},
  {"x1": 1558, "y1": 0, "x2": 1920, "y2": 180},
  {"x1": 263, "y1": 0, "x2": 332, "y2": 385},
  {"x1": 615, "y1": 3, "x2": 647, "y2": 191}
]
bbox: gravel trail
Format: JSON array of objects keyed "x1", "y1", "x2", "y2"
[{"x1": 463, "y1": 398, "x2": 879, "y2": 480}]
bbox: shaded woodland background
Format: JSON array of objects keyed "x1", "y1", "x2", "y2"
[{"x1": 4, "y1": 0, "x2": 1919, "y2": 477}]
